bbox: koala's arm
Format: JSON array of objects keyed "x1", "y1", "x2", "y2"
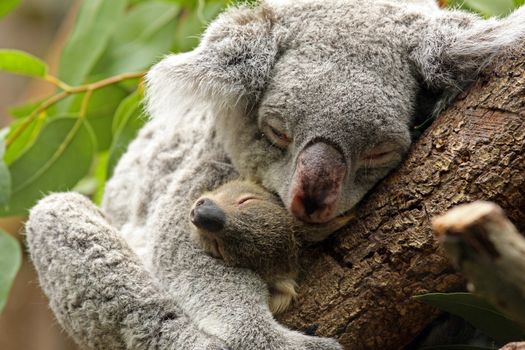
[
  {"x1": 149, "y1": 158, "x2": 342, "y2": 350},
  {"x1": 26, "y1": 193, "x2": 227, "y2": 350}
]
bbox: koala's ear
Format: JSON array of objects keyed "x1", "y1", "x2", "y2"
[
  {"x1": 412, "y1": 7, "x2": 525, "y2": 93},
  {"x1": 146, "y1": 4, "x2": 286, "y2": 119}
]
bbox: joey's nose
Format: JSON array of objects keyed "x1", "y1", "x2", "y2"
[
  {"x1": 289, "y1": 142, "x2": 346, "y2": 223},
  {"x1": 190, "y1": 198, "x2": 226, "y2": 232}
]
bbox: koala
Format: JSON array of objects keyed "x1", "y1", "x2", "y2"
[
  {"x1": 189, "y1": 180, "x2": 353, "y2": 313},
  {"x1": 25, "y1": 1, "x2": 525, "y2": 349}
]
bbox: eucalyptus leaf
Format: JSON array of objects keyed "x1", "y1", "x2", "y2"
[
  {"x1": 1, "y1": 117, "x2": 96, "y2": 216},
  {"x1": 172, "y1": 2, "x2": 225, "y2": 52},
  {"x1": 92, "y1": 151, "x2": 109, "y2": 205},
  {"x1": 0, "y1": 229, "x2": 21, "y2": 313},
  {"x1": 67, "y1": 85, "x2": 129, "y2": 151},
  {"x1": 415, "y1": 293, "x2": 525, "y2": 345},
  {"x1": 94, "y1": 1, "x2": 180, "y2": 76},
  {"x1": 0, "y1": 50, "x2": 48, "y2": 77},
  {"x1": 112, "y1": 89, "x2": 144, "y2": 133},
  {"x1": 8, "y1": 98, "x2": 47, "y2": 119},
  {"x1": 58, "y1": 0, "x2": 127, "y2": 86},
  {"x1": 107, "y1": 91, "x2": 145, "y2": 177},
  {"x1": 447, "y1": 0, "x2": 519, "y2": 16},
  {"x1": 4, "y1": 116, "x2": 47, "y2": 165},
  {"x1": 462, "y1": 0, "x2": 515, "y2": 17},
  {"x1": 0, "y1": 0, "x2": 20, "y2": 19},
  {"x1": 0, "y1": 132, "x2": 11, "y2": 206}
]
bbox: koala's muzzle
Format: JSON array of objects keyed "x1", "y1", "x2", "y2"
[
  {"x1": 190, "y1": 198, "x2": 226, "y2": 232},
  {"x1": 289, "y1": 142, "x2": 346, "y2": 223}
]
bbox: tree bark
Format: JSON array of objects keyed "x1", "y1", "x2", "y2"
[{"x1": 278, "y1": 44, "x2": 525, "y2": 350}]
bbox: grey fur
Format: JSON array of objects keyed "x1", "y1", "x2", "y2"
[
  {"x1": 25, "y1": 1, "x2": 525, "y2": 349},
  {"x1": 26, "y1": 193, "x2": 227, "y2": 349}
]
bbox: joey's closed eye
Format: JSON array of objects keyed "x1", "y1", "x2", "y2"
[
  {"x1": 237, "y1": 195, "x2": 259, "y2": 205},
  {"x1": 358, "y1": 143, "x2": 401, "y2": 168},
  {"x1": 261, "y1": 119, "x2": 291, "y2": 149}
]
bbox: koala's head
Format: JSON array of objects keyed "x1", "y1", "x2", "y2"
[
  {"x1": 189, "y1": 180, "x2": 350, "y2": 278},
  {"x1": 148, "y1": 0, "x2": 525, "y2": 223}
]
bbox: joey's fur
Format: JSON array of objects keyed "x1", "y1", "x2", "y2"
[
  {"x1": 190, "y1": 180, "x2": 353, "y2": 313},
  {"x1": 25, "y1": 1, "x2": 525, "y2": 349}
]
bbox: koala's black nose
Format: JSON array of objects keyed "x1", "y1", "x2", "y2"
[{"x1": 190, "y1": 198, "x2": 226, "y2": 232}]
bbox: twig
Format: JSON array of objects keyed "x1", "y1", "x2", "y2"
[
  {"x1": 5, "y1": 71, "x2": 145, "y2": 147},
  {"x1": 433, "y1": 201, "x2": 525, "y2": 329}
]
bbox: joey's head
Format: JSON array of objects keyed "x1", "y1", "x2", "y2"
[
  {"x1": 189, "y1": 180, "x2": 351, "y2": 278},
  {"x1": 148, "y1": 1, "x2": 525, "y2": 223},
  {"x1": 189, "y1": 180, "x2": 300, "y2": 278}
]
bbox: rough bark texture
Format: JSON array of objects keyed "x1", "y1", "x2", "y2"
[{"x1": 278, "y1": 44, "x2": 525, "y2": 350}]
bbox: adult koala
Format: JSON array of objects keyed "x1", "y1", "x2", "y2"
[{"x1": 26, "y1": 0, "x2": 525, "y2": 349}]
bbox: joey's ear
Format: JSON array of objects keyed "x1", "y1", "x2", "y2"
[
  {"x1": 146, "y1": 4, "x2": 287, "y2": 119},
  {"x1": 412, "y1": 7, "x2": 525, "y2": 94}
]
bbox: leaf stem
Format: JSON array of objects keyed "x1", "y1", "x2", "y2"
[
  {"x1": 6, "y1": 71, "x2": 146, "y2": 148},
  {"x1": 80, "y1": 90, "x2": 93, "y2": 119},
  {"x1": 66, "y1": 72, "x2": 145, "y2": 94},
  {"x1": 44, "y1": 75, "x2": 72, "y2": 91}
]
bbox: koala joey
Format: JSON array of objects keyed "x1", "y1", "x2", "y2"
[{"x1": 189, "y1": 180, "x2": 353, "y2": 314}]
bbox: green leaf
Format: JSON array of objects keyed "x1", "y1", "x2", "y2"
[
  {"x1": 92, "y1": 151, "x2": 109, "y2": 205},
  {"x1": 0, "y1": 50, "x2": 48, "y2": 78},
  {"x1": 107, "y1": 90, "x2": 145, "y2": 177},
  {"x1": 67, "y1": 85, "x2": 129, "y2": 151},
  {"x1": 461, "y1": 0, "x2": 515, "y2": 17},
  {"x1": 172, "y1": 3, "x2": 225, "y2": 52},
  {"x1": 8, "y1": 98, "x2": 47, "y2": 119},
  {"x1": 415, "y1": 293, "x2": 525, "y2": 344},
  {"x1": 0, "y1": 131, "x2": 12, "y2": 206},
  {"x1": 58, "y1": 0, "x2": 127, "y2": 86},
  {"x1": 0, "y1": 0, "x2": 20, "y2": 19},
  {"x1": 1, "y1": 117, "x2": 96, "y2": 216},
  {"x1": 172, "y1": 10, "x2": 203, "y2": 52},
  {"x1": 515, "y1": 0, "x2": 524, "y2": 7},
  {"x1": 94, "y1": 1, "x2": 180, "y2": 76},
  {"x1": 111, "y1": 88, "x2": 144, "y2": 133},
  {"x1": 0, "y1": 230, "x2": 21, "y2": 313},
  {"x1": 4, "y1": 116, "x2": 47, "y2": 165}
]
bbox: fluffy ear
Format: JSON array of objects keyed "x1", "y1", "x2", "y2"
[
  {"x1": 412, "y1": 7, "x2": 525, "y2": 93},
  {"x1": 146, "y1": 3, "x2": 287, "y2": 120}
]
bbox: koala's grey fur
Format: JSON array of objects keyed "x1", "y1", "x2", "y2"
[{"x1": 25, "y1": 1, "x2": 525, "y2": 349}]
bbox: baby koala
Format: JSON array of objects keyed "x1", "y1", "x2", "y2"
[{"x1": 189, "y1": 180, "x2": 353, "y2": 314}]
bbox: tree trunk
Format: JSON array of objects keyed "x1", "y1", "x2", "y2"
[{"x1": 278, "y1": 44, "x2": 525, "y2": 350}]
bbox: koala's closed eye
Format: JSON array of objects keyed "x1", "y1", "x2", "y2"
[
  {"x1": 261, "y1": 118, "x2": 291, "y2": 149},
  {"x1": 358, "y1": 143, "x2": 403, "y2": 168},
  {"x1": 237, "y1": 196, "x2": 259, "y2": 205}
]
